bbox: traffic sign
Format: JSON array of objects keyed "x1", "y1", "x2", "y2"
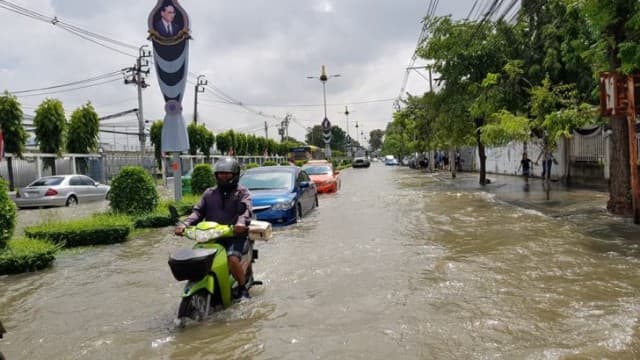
[{"x1": 321, "y1": 117, "x2": 331, "y2": 130}]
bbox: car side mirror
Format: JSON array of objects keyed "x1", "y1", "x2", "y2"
[
  {"x1": 300, "y1": 181, "x2": 310, "y2": 189},
  {"x1": 334, "y1": 170, "x2": 340, "y2": 175}
]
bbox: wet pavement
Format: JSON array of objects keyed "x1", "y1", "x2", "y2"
[{"x1": 1, "y1": 165, "x2": 639, "y2": 359}]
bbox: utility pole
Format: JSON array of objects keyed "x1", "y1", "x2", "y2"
[
  {"x1": 193, "y1": 75, "x2": 207, "y2": 125},
  {"x1": 124, "y1": 45, "x2": 151, "y2": 156},
  {"x1": 344, "y1": 106, "x2": 352, "y2": 157},
  {"x1": 264, "y1": 121, "x2": 269, "y2": 139},
  {"x1": 285, "y1": 114, "x2": 290, "y2": 140},
  {"x1": 279, "y1": 114, "x2": 290, "y2": 142}
]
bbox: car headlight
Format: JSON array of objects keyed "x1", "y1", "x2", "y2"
[{"x1": 272, "y1": 199, "x2": 295, "y2": 210}]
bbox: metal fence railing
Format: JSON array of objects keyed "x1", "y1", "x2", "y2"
[
  {"x1": 569, "y1": 127, "x2": 606, "y2": 163},
  {"x1": 0, "y1": 152, "x2": 286, "y2": 189}
]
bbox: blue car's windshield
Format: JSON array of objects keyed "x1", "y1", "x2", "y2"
[
  {"x1": 240, "y1": 171, "x2": 293, "y2": 190},
  {"x1": 301, "y1": 166, "x2": 331, "y2": 175}
]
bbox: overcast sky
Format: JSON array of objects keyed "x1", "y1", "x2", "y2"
[{"x1": 1, "y1": 0, "x2": 481, "y2": 150}]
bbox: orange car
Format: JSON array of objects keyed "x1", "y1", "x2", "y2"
[{"x1": 301, "y1": 162, "x2": 341, "y2": 193}]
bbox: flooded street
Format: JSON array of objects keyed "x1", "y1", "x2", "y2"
[{"x1": 2, "y1": 164, "x2": 640, "y2": 359}]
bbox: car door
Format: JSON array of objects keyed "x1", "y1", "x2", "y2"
[
  {"x1": 68, "y1": 176, "x2": 87, "y2": 202},
  {"x1": 80, "y1": 175, "x2": 101, "y2": 201},
  {"x1": 297, "y1": 170, "x2": 313, "y2": 214}
]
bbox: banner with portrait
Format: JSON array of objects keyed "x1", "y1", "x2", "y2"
[{"x1": 148, "y1": 0, "x2": 191, "y2": 152}]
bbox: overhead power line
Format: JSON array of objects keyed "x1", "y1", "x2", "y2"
[
  {"x1": 0, "y1": 0, "x2": 137, "y2": 58},
  {"x1": 12, "y1": 78, "x2": 123, "y2": 98},
  {"x1": 8, "y1": 70, "x2": 124, "y2": 94}
]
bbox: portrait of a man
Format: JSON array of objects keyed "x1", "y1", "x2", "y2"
[{"x1": 155, "y1": 4, "x2": 180, "y2": 37}]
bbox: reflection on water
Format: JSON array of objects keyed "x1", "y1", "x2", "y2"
[{"x1": 1, "y1": 165, "x2": 639, "y2": 359}]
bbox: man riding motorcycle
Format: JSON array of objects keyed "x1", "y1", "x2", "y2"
[{"x1": 174, "y1": 157, "x2": 253, "y2": 299}]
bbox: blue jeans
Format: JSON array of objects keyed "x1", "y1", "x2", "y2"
[{"x1": 541, "y1": 159, "x2": 552, "y2": 179}]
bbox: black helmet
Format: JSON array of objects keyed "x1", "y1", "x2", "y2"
[{"x1": 214, "y1": 157, "x2": 241, "y2": 190}]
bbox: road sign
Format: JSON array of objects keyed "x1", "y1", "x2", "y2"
[{"x1": 321, "y1": 118, "x2": 331, "y2": 130}]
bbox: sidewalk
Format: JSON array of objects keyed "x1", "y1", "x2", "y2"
[{"x1": 431, "y1": 171, "x2": 610, "y2": 218}]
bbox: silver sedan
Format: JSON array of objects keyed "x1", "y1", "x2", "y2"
[{"x1": 14, "y1": 175, "x2": 110, "y2": 209}]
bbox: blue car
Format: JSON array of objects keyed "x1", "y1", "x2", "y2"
[{"x1": 239, "y1": 166, "x2": 318, "y2": 225}]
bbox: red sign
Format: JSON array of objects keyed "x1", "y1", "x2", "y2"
[{"x1": 599, "y1": 72, "x2": 627, "y2": 116}]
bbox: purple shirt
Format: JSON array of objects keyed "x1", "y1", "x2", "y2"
[{"x1": 185, "y1": 185, "x2": 253, "y2": 228}]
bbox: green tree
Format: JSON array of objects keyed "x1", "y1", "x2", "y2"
[
  {"x1": 187, "y1": 122, "x2": 203, "y2": 156},
  {"x1": 190, "y1": 163, "x2": 215, "y2": 195},
  {"x1": 216, "y1": 131, "x2": 231, "y2": 155},
  {"x1": 33, "y1": 99, "x2": 66, "y2": 175},
  {"x1": 0, "y1": 91, "x2": 27, "y2": 191},
  {"x1": 368, "y1": 129, "x2": 384, "y2": 152},
  {"x1": 200, "y1": 126, "x2": 215, "y2": 159},
  {"x1": 149, "y1": 120, "x2": 163, "y2": 169},
  {"x1": 419, "y1": 17, "x2": 512, "y2": 184},
  {"x1": 187, "y1": 123, "x2": 215, "y2": 158},
  {"x1": 571, "y1": 0, "x2": 640, "y2": 215},
  {"x1": 305, "y1": 125, "x2": 324, "y2": 148},
  {"x1": 0, "y1": 178, "x2": 16, "y2": 249},
  {"x1": 66, "y1": 102, "x2": 100, "y2": 174}
]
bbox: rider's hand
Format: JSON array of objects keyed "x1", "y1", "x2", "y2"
[
  {"x1": 174, "y1": 224, "x2": 186, "y2": 236},
  {"x1": 234, "y1": 224, "x2": 248, "y2": 235}
]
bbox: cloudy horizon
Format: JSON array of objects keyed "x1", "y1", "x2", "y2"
[{"x1": 1, "y1": 0, "x2": 481, "y2": 150}]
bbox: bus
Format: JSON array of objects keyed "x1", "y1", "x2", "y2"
[{"x1": 289, "y1": 145, "x2": 324, "y2": 162}]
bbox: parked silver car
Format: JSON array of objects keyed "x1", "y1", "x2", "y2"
[{"x1": 14, "y1": 175, "x2": 110, "y2": 209}]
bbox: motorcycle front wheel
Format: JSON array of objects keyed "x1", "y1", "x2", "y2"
[{"x1": 177, "y1": 290, "x2": 211, "y2": 321}]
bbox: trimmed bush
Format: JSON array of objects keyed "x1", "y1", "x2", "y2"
[
  {"x1": 159, "y1": 194, "x2": 199, "y2": 216},
  {"x1": 24, "y1": 214, "x2": 132, "y2": 247},
  {"x1": 263, "y1": 160, "x2": 277, "y2": 166},
  {"x1": 0, "y1": 238, "x2": 59, "y2": 275},
  {"x1": 0, "y1": 179, "x2": 17, "y2": 249},
  {"x1": 108, "y1": 166, "x2": 159, "y2": 214},
  {"x1": 295, "y1": 160, "x2": 306, "y2": 167},
  {"x1": 132, "y1": 210, "x2": 176, "y2": 228},
  {"x1": 190, "y1": 164, "x2": 216, "y2": 195},
  {"x1": 244, "y1": 162, "x2": 260, "y2": 170}
]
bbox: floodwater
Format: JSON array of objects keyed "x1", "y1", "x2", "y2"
[{"x1": 1, "y1": 164, "x2": 640, "y2": 359}]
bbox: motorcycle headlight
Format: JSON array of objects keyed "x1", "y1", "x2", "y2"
[
  {"x1": 185, "y1": 227, "x2": 225, "y2": 242},
  {"x1": 272, "y1": 199, "x2": 295, "y2": 210}
]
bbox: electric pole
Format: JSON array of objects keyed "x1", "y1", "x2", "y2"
[
  {"x1": 279, "y1": 114, "x2": 290, "y2": 142},
  {"x1": 264, "y1": 121, "x2": 269, "y2": 139},
  {"x1": 193, "y1": 75, "x2": 207, "y2": 125},
  {"x1": 124, "y1": 45, "x2": 151, "y2": 156}
]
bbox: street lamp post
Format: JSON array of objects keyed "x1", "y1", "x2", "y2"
[
  {"x1": 355, "y1": 121, "x2": 359, "y2": 145},
  {"x1": 307, "y1": 65, "x2": 340, "y2": 158}
]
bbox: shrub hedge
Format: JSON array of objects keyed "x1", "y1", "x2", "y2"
[
  {"x1": 132, "y1": 210, "x2": 176, "y2": 228},
  {"x1": 24, "y1": 215, "x2": 132, "y2": 247},
  {"x1": 108, "y1": 166, "x2": 159, "y2": 214},
  {"x1": 0, "y1": 179, "x2": 17, "y2": 249},
  {"x1": 0, "y1": 238, "x2": 59, "y2": 275},
  {"x1": 190, "y1": 164, "x2": 216, "y2": 195},
  {"x1": 262, "y1": 160, "x2": 277, "y2": 166},
  {"x1": 244, "y1": 162, "x2": 260, "y2": 170}
]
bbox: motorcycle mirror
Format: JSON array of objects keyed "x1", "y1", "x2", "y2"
[{"x1": 168, "y1": 205, "x2": 180, "y2": 223}]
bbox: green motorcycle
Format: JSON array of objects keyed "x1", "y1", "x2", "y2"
[{"x1": 168, "y1": 210, "x2": 263, "y2": 325}]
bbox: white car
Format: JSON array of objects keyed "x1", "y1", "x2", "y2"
[{"x1": 14, "y1": 175, "x2": 110, "y2": 208}]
